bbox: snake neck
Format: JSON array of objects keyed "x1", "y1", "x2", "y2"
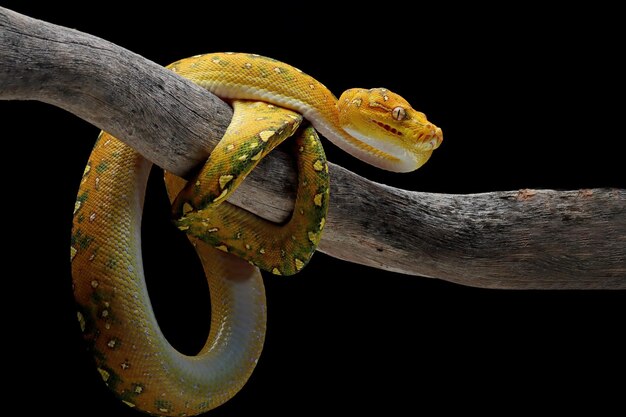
[
  {"x1": 305, "y1": 108, "x2": 413, "y2": 172},
  {"x1": 204, "y1": 83, "x2": 405, "y2": 171}
]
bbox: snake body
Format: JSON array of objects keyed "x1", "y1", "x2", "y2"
[{"x1": 71, "y1": 52, "x2": 442, "y2": 415}]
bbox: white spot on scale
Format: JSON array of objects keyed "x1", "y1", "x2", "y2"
[
  {"x1": 77, "y1": 311, "x2": 86, "y2": 332},
  {"x1": 213, "y1": 189, "x2": 229, "y2": 203},
  {"x1": 219, "y1": 174, "x2": 234, "y2": 189},
  {"x1": 259, "y1": 131, "x2": 274, "y2": 142},
  {"x1": 295, "y1": 258, "x2": 305, "y2": 271},
  {"x1": 97, "y1": 368, "x2": 110, "y2": 382}
]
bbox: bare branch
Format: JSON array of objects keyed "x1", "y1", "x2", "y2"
[{"x1": 1, "y1": 7, "x2": 624, "y2": 289}]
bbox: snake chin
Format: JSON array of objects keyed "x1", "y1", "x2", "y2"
[{"x1": 341, "y1": 125, "x2": 424, "y2": 171}]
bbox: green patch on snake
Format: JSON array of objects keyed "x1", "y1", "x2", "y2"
[
  {"x1": 75, "y1": 190, "x2": 89, "y2": 205},
  {"x1": 257, "y1": 66, "x2": 272, "y2": 78},
  {"x1": 197, "y1": 400, "x2": 212, "y2": 411},
  {"x1": 194, "y1": 155, "x2": 259, "y2": 208},
  {"x1": 274, "y1": 67, "x2": 295, "y2": 82},
  {"x1": 177, "y1": 217, "x2": 222, "y2": 246},
  {"x1": 95, "y1": 161, "x2": 109, "y2": 174},
  {"x1": 87, "y1": 289, "x2": 122, "y2": 328},
  {"x1": 105, "y1": 257, "x2": 118, "y2": 269},
  {"x1": 71, "y1": 229, "x2": 94, "y2": 250},
  {"x1": 90, "y1": 287, "x2": 112, "y2": 304},
  {"x1": 91, "y1": 347, "x2": 107, "y2": 364}
]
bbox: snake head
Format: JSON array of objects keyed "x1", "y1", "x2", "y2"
[{"x1": 337, "y1": 88, "x2": 443, "y2": 172}]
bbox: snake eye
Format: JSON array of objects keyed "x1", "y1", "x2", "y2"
[{"x1": 392, "y1": 106, "x2": 406, "y2": 121}]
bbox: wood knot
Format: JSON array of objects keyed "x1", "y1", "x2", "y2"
[{"x1": 516, "y1": 188, "x2": 537, "y2": 201}]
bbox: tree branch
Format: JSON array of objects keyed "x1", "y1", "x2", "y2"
[{"x1": 1, "y1": 7, "x2": 624, "y2": 289}]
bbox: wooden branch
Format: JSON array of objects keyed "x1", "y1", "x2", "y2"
[{"x1": 1, "y1": 7, "x2": 624, "y2": 289}]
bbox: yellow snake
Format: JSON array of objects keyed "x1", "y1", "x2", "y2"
[{"x1": 71, "y1": 52, "x2": 442, "y2": 416}]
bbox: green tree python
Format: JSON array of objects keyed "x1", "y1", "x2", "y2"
[{"x1": 71, "y1": 52, "x2": 443, "y2": 415}]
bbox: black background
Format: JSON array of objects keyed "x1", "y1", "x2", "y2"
[{"x1": 2, "y1": 2, "x2": 624, "y2": 415}]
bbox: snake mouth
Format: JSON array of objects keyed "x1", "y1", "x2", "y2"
[
  {"x1": 371, "y1": 119, "x2": 403, "y2": 136},
  {"x1": 416, "y1": 127, "x2": 443, "y2": 150}
]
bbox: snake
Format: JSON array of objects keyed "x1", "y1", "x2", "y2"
[{"x1": 71, "y1": 52, "x2": 442, "y2": 416}]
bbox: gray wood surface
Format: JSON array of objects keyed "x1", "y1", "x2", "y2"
[{"x1": 1, "y1": 7, "x2": 624, "y2": 289}]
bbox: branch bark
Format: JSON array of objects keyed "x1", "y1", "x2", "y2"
[{"x1": 1, "y1": 7, "x2": 624, "y2": 289}]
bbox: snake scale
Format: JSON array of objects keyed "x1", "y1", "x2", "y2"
[{"x1": 71, "y1": 52, "x2": 442, "y2": 415}]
